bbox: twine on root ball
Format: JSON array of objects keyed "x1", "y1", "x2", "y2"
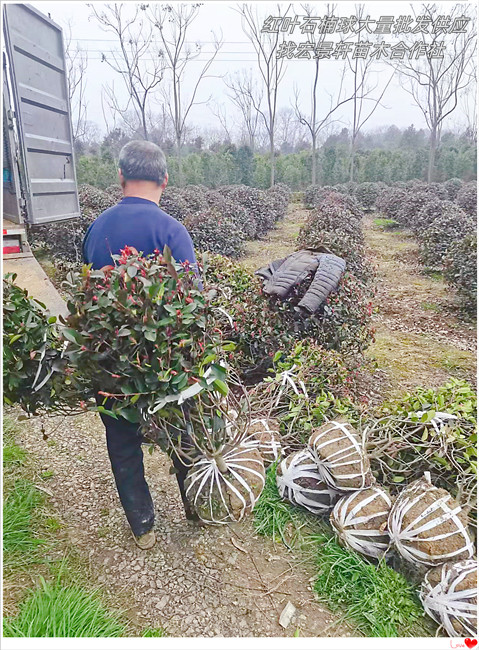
[
  {"x1": 330, "y1": 486, "x2": 393, "y2": 559},
  {"x1": 276, "y1": 448, "x2": 340, "y2": 515},
  {"x1": 308, "y1": 420, "x2": 375, "y2": 491},
  {"x1": 185, "y1": 445, "x2": 265, "y2": 525},
  {"x1": 420, "y1": 559, "x2": 477, "y2": 638},
  {"x1": 241, "y1": 418, "x2": 284, "y2": 468},
  {"x1": 388, "y1": 473, "x2": 475, "y2": 566}
]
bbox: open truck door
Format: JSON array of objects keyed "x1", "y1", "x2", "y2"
[{"x1": 3, "y1": 3, "x2": 80, "y2": 257}]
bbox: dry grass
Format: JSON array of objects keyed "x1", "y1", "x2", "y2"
[
  {"x1": 366, "y1": 326, "x2": 476, "y2": 399},
  {"x1": 240, "y1": 203, "x2": 309, "y2": 273},
  {"x1": 364, "y1": 216, "x2": 476, "y2": 397}
]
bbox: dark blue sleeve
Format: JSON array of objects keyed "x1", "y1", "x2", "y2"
[
  {"x1": 167, "y1": 223, "x2": 203, "y2": 291},
  {"x1": 82, "y1": 223, "x2": 94, "y2": 264},
  {"x1": 167, "y1": 222, "x2": 197, "y2": 265}
]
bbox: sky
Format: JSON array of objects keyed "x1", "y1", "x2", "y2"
[{"x1": 24, "y1": 1, "x2": 478, "y2": 140}]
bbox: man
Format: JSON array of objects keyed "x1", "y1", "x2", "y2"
[{"x1": 82, "y1": 140, "x2": 199, "y2": 550}]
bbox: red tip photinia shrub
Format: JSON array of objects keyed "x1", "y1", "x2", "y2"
[
  {"x1": 456, "y1": 182, "x2": 477, "y2": 217},
  {"x1": 207, "y1": 255, "x2": 374, "y2": 382},
  {"x1": 354, "y1": 182, "x2": 381, "y2": 212},
  {"x1": 443, "y1": 233, "x2": 477, "y2": 316},
  {"x1": 62, "y1": 246, "x2": 224, "y2": 429},
  {"x1": 419, "y1": 205, "x2": 475, "y2": 270}
]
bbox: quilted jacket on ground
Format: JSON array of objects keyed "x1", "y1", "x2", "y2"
[{"x1": 255, "y1": 249, "x2": 346, "y2": 314}]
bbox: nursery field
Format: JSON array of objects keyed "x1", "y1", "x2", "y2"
[{"x1": 3, "y1": 180, "x2": 477, "y2": 638}]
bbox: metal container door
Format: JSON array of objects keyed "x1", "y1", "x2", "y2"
[{"x1": 3, "y1": 3, "x2": 80, "y2": 224}]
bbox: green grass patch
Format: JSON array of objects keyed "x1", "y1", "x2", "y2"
[
  {"x1": 3, "y1": 419, "x2": 27, "y2": 469},
  {"x1": 142, "y1": 627, "x2": 168, "y2": 637},
  {"x1": 3, "y1": 479, "x2": 47, "y2": 571},
  {"x1": 254, "y1": 465, "x2": 434, "y2": 637},
  {"x1": 420, "y1": 301, "x2": 440, "y2": 312},
  {"x1": 423, "y1": 269, "x2": 443, "y2": 282},
  {"x1": 3, "y1": 576, "x2": 127, "y2": 637},
  {"x1": 311, "y1": 534, "x2": 432, "y2": 637},
  {"x1": 373, "y1": 218, "x2": 399, "y2": 230},
  {"x1": 253, "y1": 461, "x2": 322, "y2": 547}
]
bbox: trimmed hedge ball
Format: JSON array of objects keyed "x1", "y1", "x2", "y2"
[
  {"x1": 185, "y1": 446, "x2": 265, "y2": 524},
  {"x1": 388, "y1": 474, "x2": 474, "y2": 566},
  {"x1": 420, "y1": 559, "x2": 477, "y2": 638},
  {"x1": 308, "y1": 420, "x2": 375, "y2": 491},
  {"x1": 330, "y1": 486, "x2": 392, "y2": 559},
  {"x1": 242, "y1": 418, "x2": 283, "y2": 468},
  {"x1": 276, "y1": 448, "x2": 340, "y2": 515}
]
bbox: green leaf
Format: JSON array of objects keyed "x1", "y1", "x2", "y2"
[
  {"x1": 127, "y1": 265, "x2": 138, "y2": 278},
  {"x1": 9, "y1": 334, "x2": 22, "y2": 344},
  {"x1": 62, "y1": 328, "x2": 83, "y2": 344},
  {"x1": 119, "y1": 408, "x2": 140, "y2": 423},
  {"x1": 96, "y1": 406, "x2": 118, "y2": 419},
  {"x1": 213, "y1": 379, "x2": 228, "y2": 396}
]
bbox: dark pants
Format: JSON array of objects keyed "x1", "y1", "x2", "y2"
[{"x1": 96, "y1": 396, "x2": 195, "y2": 536}]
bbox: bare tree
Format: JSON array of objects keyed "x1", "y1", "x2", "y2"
[
  {"x1": 292, "y1": 4, "x2": 356, "y2": 184},
  {"x1": 276, "y1": 107, "x2": 303, "y2": 153},
  {"x1": 461, "y1": 65, "x2": 477, "y2": 144},
  {"x1": 64, "y1": 22, "x2": 88, "y2": 143},
  {"x1": 236, "y1": 3, "x2": 288, "y2": 186},
  {"x1": 391, "y1": 3, "x2": 476, "y2": 182},
  {"x1": 88, "y1": 3, "x2": 165, "y2": 140},
  {"x1": 347, "y1": 4, "x2": 394, "y2": 182},
  {"x1": 224, "y1": 69, "x2": 263, "y2": 150},
  {"x1": 148, "y1": 3, "x2": 222, "y2": 185},
  {"x1": 209, "y1": 102, "x2": 233, "y2": 143}
]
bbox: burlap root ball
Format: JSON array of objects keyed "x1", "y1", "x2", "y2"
[
  {"x1": 388, "y1": 474, "x2": 475, "y2": 566},
  {"x1": 308, "y1": 419, "x2": 375, "y2": 490},
  {"x1": 420, "y1": 559, "x2": 477, "y2": 638},
  {"x1": 241, "y1": 418, "x2": 284, "y2": 467},
  {"x1": 276, "y1": 448, "x2": 340, "y2": 515},
  {"x1": 185, "y1": 446, "x2": 265, "y2": 524},
  {"x1": 330, "y1": 486, "x2": 393, "y2": 559}
]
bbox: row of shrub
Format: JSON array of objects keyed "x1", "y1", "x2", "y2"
[
  {"x1": 76, "y1": 139, "x2": 477, "y2": 192},
  {"x1": 376, "y1": 180, "x2": 477, "y2": 316},
  {"x1": 29, "y1": 182, "x2": 291, "y2": 264},
  {"x1": 300, "y1": 186, "x2": 375, "y2": 287},
  {"x1": 202, "y1": 188, "x2": 376, "y2": 381},
  {"x1": 205, "y1": 254, "x2": 374, "y2": 383}
]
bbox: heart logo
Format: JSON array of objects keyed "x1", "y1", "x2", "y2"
[{"x1": 465, "y1": 640, "x2": 477, "y2": 649}]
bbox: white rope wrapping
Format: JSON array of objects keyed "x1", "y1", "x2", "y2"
[
  {"x1": 185, "y1": 446, "x2": 265, "y2": 525},
  {"x1": 308, "y1": 420, "x2": 373, "y2": 491},
  {"x1": 420, "y1": 559, "x2": 477, "y2": 638},
  {"x1": 241, "y1": 418, "x2": 284, "y2": 467},
  {"x1": 388, "y1": 475, "x2": 474, "y2": 566},
  {"x1": 330, "y1": 487, "x2": 392, "y2": 559},
  {"x1": 276, "y1": 449, "x2": 340, "y2": 515}
]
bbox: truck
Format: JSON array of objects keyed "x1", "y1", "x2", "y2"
[{"x1": 2, "y1": 3, "x2": 80, "y2": 259}]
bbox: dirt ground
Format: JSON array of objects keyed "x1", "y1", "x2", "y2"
[
  {"x1": 240, "y1": 200, "x2": 308, "y2": 274},
  {"x1": 364, "y1": 216, "x2": 476, "y2": 397},
  {"x1": 6, "y1": 202, "x2": 476, "y2": 638},
  {"x1": 8, "y1": 408, "x2": 351, "y2": 638}
]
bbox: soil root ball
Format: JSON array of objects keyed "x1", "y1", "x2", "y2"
[
  {"x1": 420, "y1": 559, "x2": 477, "y2": 638},
  {"x1": 330, "y1": 486, "x2": 393, "y2": 558},
  {"x1": 185, "y1": 446, "x2": 265, "y2": 525},
  {"x1": 388, "y1": 473, "x2": 475, "y2": 566},
  {"x1": 241, "y1": 418, "x2": 284, "y2": 468},
  {"x1": 276, "y1": 448, "x2": 341, "y2": 515},
  {"x1": 308, "y1": 420, "x2": 375, "y2": 491}
]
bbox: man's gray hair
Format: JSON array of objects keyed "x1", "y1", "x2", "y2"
[{"x1": 118, "y1": 140, "x2": 167, "y2": 185}]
